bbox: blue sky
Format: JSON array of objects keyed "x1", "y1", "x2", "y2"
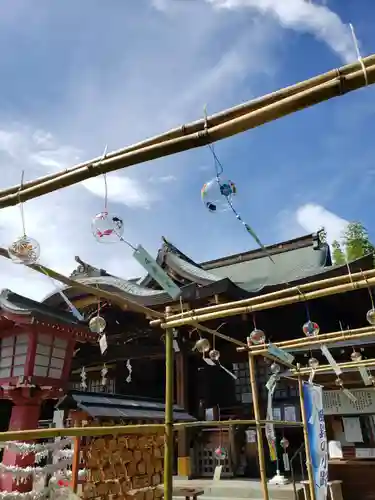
[{"x1": 0, "y1": 0, "x2": 374, "y2": 299}]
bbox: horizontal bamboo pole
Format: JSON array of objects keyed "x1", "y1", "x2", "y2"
[
  {"x1": 0, "y1": 418, "x2": 303, "y2": 442},
  {"x1": 291, "y1": 357, "x2": 375, "y2": 375},
  {"x1": 158, "y1": 276, "x2": 375, "y2": 329},
  {"x1": 254, "y1": 328, "x2": 375, "y2": 353},
  {"x1": 0, "y1": 247, "x2": 163, "y2": 319},
  {"x1": 174, "y1": 419, "x2": 303, "y2": 428},
  {"x1": 1, "y1": 65, "x2": 375, "y2": 208},
  {"x1": 1, "y1": 56, "x2": 374, "y2": 202},
  {"x1": 237, "y1": 326, "x2": 375, "y2": 353},
  {"x1": 0, "y1": 424, "x2": 166, "y2": 441},
  {"x1": 151, "y1": 269, "x2": 375, "y2": 327}
]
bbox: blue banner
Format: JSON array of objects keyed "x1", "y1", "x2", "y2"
[{"x1": 303, "y1": 383, "x2": 328, "y2": 500}]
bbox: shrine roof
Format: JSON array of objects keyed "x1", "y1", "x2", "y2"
[
  {"x1": 0, "y1": 289, "x2": 87, "y2": 327},
  {"x1": 56, "y1": 390, "x2": 196, "y2": 422},
  {"x1": 41, "y1": 232, "x2": 373, "y2": 310}
]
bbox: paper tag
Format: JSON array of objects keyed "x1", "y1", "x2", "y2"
[
  {"x1": 213, "y1": 465, "x2": 223, "y2": 481},
  {"x1": 203, "y1": 357, "x2": 215, "y2": 366},
  {"x1": 99, "y1": 334, "x2": 108, "y2": 354},
  {"x1": 133, "y1": 245, "x2": 181, "y2": 299},
  {"x1": 359, "y1": 367, "x2": 372, "y2": 386},
  {"x1": 219, "y1": 363, "x2": 238, "y2": 379},
  {"x1": 342, "y1": 388, "x2": 357, "y2": 403},
  {"x1": 283, "y1": 453, "x2": 290, "y2": 471},
  {"x1": 320, "y1": 344, "x2": 342, "y2": 375}
]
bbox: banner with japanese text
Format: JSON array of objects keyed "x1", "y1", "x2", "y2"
[{"x1": 303, "y1": 383, "x2": 328, "y2": 500}]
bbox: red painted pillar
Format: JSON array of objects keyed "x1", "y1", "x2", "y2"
[{"x1": 0, "y1": 390, "x2": 42, "y2": 493}]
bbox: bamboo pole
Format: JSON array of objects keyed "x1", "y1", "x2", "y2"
[
  {"x1": 150, "y1": 269, "x2": 375, "y2": 327},
  {"x1": 2, "y1": 57, "x2": 374, "y2": 202},
  {"x1": 298, "y1": 374, "x2": 316, "y2": 500},
  {"x1": 157, "y1": 276, "x2": 375, "y2": 329},
  {"x1": 291, "y1": 357, "x2": 375, "y2": 375},
  {"x1": 248, "y1": 353, "x2": 269, "y2": 500},
  {"x1": 0, "y1": 247, "x2": 163, "y2": 319},
  {"x1": 163, "y1": 306, "x2": 174, "y2": 500},
  {"x1": 238, "y1": 326, "x2": 375, "y2": 354},
  {"x1": 173, "y1": 419, "x2": 303, "y2": 429},
  {"x1": 1, "y1": 65, "x2": 375, "y2": 208},
  {"x1": 0, "y1": 424, "x2": 166, "y2": 441}
]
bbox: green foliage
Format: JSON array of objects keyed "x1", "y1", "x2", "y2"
[
  {"x1": 331, "y1": 240, "x2": 346, "y2": 266},
  {"x1": 331, "y1": 221, "x2": 375, "y2": 265}
]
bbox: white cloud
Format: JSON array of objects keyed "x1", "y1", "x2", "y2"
[
  {"x1": 0, "y1": 125, "x2": 148, "y2": 300},
  {"x1": 206, "y1": 0, "x2": 357, "y2": 63},
  {"x1": 295, "y1": 203, "x2": 349, "y2": 245},
  {"x1": 82, "y1": 175, "x2": 156, "y2": 209}
]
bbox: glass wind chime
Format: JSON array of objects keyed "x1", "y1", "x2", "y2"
[
  {"x1": 91, "y1": 167, "x2": 180, "y2": 301},
  {"x1": 200, "y1": 142, "x2": 274, "y2": 264},
  {"x1": 193, "y1": 330, "x2": 237, "y2": 380}
]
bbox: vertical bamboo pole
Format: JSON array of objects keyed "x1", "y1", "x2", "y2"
[
  {"x1": 71, "y1": 436, "x2": 81, "y2": 493},
  {"x1": 248, "y1": 353, "x2": 269, "y2": 500},
  {"x1": 297, "y1": 374, "x2": 316, "y2": 500},
  {"x1": 164, "y1": 306, "x2": 174, "y2": 500}
]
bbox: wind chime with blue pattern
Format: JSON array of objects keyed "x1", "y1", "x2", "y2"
[{"x1": 200, "y1": 144, "x2": 274, "y2": 264}]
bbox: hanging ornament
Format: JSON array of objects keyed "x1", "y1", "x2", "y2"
[
  {"x1": 351, "y1": 351, "x2": 362, "y2": 362},
  {"x1": 126, "y1": 359, "x2": 132, "y2": 384},
  {"x1": 308, "y1": 357, "x2": 319, "y2": 384},
  {"x1": 270, "y1": 362, "x2": 281, "y2": 374},
  {"x1": 302, "y1": 321, "x2": 320, "y2": 337},
  {"x1": 92, "y1": 212, "x2": 124, "y2": 243},
  {"x1": 209, "y1": 349, "x2": 221, "y2": 361},
  {"x1": 214, "y1": 446, "x2": 228, "y2": 460},
  {"x1": 101, "y1": 364, "x2": 108, "y2": 387},
  {"x1": 280, "y1": 437, "x2": 289, "y2": 449},
  {"x1": 334, "y1": 377, "x2": 343, "y2": 387},
  {"x1": 89, "y1": 315, "x2": 106, "y2": 334},
  {"x1": 248, "y1": 328, "x2": 266, "y2": 345},
  {"x1": 80, "y1": 367, "x2": 87, "y2": 390},
  {"x1": 308, "y1": 357, "x2": 319, "y2": 369},
  {"x1": 194, "y1": 337, "x2": 211, "y2": 353},
  {"x1": 366, "y1": 309, "x2": 375, "y2": 325},
  {"x1": 201, "y1": 178, "x2": 236, "y2": 213},
  {"x1": 8, "y1": 235, "x2": 40, "y2": 265}
]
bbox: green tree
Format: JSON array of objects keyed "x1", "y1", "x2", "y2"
[
  {"x1": 331, "y1": 239, "x2": 346, "y2": 265},
  {"x1": 343, "y1": 222, "x2": 375, "y2": 262},
  {"x1": 331, "y1": 221, "x2": 375, "y2": 265}
]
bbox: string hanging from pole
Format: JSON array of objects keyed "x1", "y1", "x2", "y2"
[{"x1": 8, "y1": 170, "x2": 41, "y2": 265}]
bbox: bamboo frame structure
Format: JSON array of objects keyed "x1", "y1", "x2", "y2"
[
  {"x1": 153, "y1": 275, "x2": 375, "y2": 329},
  {"x1": 0, "y1": 61, "x2": 374, "y2": 207},
  {"x1": 150, "y1": 269, "x2": 375, "y2": 327},
  {"x1": 237, "y1": 326, "x2": 375, "y2": 354}
]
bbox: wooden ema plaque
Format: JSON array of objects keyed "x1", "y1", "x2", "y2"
[{"x1": 81, "y1": 433, "x2": 164, "y2": 500}]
